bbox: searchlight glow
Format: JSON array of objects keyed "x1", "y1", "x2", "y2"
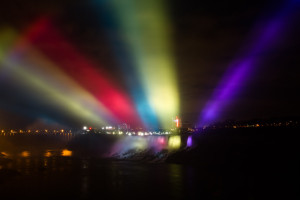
[
  {"x1": 0, "y1": 29, "x2": 113, "y2": 126},
  {"x1": 198, "y1": 0, "x2": 300, "y2": 127},
  {"x1": 99, "y1": 0, "x2": 180, "y2": 128}
]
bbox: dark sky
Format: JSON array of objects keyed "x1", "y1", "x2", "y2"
[{"x1": 0, "y1": 0, "x2": 299, "y2": 128}]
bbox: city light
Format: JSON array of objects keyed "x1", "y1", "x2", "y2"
[
  {"x1": 61, "y1": 149, "x2": 72, "y2": 157},
  {"x1": 44, "y1": 150, "x2": 52, "y2": 157},
  {"x1": 1, "y1": 152, "x2": 9, "y2": 157},
  {"x1": 20, "y1": 151, "x2": 30, "y2": 157}
]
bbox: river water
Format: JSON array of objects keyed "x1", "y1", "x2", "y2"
[
  {"x1": 0, "y1": 129, "x2": 298, "y2": 199},
  {"x1": 0, "y1": 133, "x2": 199, "y2": 199}
]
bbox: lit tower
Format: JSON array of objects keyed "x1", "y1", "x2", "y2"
[{"x1": 173, "y1": 116, "x2": 180, "y2": 128}]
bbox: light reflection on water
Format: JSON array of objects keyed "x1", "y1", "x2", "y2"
[
  {"x1": 0, "y1": 134, "x2": 193, "y2": 160},
  {"x1": 44, "y1": 150, "x2": 52, "y2": 157},
  {"x1": 61, "y1": 149, "x2": 73, "y2": 157},
  {"x1": 0, "y1": 134, "x2": 194, "y2": 176},
  {"x1": 0, "y1": 134, "x2": 194, "y2": 181},
  {"x1": 1, "y1": 151, "x2": 9, "y2": 158},
  {"x1": 1, "y1": 129, "x2": 289, "y2": 199},
  {"x1": 0, "y1": 156, "x2": 190, "y2": 199},
  {"x1": 20, "y1": 151, "x2": 30, "y2": 158},
  {"x1": 0, "y1": 134, "x2": 195, "y2": 199}
]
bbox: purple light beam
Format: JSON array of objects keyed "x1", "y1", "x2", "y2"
[{"x1": 198, "y1": 1, "x2": 300, "y2": 127}]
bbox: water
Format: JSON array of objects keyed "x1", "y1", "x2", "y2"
[
  {"x1": 0, "y1": 128, "x2": 299, "y2": 199},
  {"x1": 0, "y1": 133, "x2": 194, "y2": 199}
]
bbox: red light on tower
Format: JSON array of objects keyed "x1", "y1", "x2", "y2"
[
  {"x1": 175, "y1": 116, "x2": 179, "y2": 128},
  {"x1": 89, "y1": 127, "x2": 92, "y2": 130}
]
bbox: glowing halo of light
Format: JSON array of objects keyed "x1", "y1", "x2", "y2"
[
  {"x1": 96, "y1": 0, "x2": 180, "y2": 129},
  {"x1": 0, "y1": 29, "x2": 114, "y2": 127},
  {"x1": 95, "y1": 2, "x2": 160, "y2": 129},
  {"x1": 12, "y1": 40, "x2": 116, "y2": 124},
  {"x1": 197, "y1": 0, "x2": 300, "y2": 127},
  {"x1": 19, "y1": 18, "x2": 142, "y2": 127}
]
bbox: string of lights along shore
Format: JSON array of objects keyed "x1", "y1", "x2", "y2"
[{"x1": 0, "y1": 0, "x2": 300, "y2": 130}]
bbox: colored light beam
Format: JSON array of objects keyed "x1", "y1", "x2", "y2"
[
  {"x1": 101, "y1": 0, "x2": 179, "y2": 128},
  {"x1": 14, "y1": 43, "x2": 116, "y2": 125},
  {"x1": 198, "y1": 1, "x2": 300, "y2": 127},
  {"x1": 21, "y1": 18, "x2": 142, "y2": 127},
  {"x1": 0, "y1": 29, "x2": 113, "y2": 127},
  {"x1": 11, "y1": 26, "x2": 117, "y2": 125},
  {"x1": 95, "y1": 1, "x2": 160, "y2": 129}
]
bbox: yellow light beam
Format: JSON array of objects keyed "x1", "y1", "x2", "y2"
[
  {"x1": 0, "y1": 29, "x2": 114, "y2": 126},
  {"x1": 109, "y1": 0, "x2": 180, "y2": 128}
]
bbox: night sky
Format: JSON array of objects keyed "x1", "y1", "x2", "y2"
[{"x1": 0, "y1": 0, "x2": 299, "y2": 129}]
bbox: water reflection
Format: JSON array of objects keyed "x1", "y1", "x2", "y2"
[
  {"x1": 20, "y1": 151, "x2": 30, "y2": 157},
  {"x1": 44, "y1": 150, "x2": 52, "y2": 157},
  {"x1": 0, "y1": 133, "x2": 198, "y2": 199},
  {"x1": 0, "y1": 133, "x2": 194, "y2": 160},
  {"x1": 0, "y1": 133, "x2": 194, "y2": 168},
  {"x1": 61, "y1": 149, "x2": 72, "y2": 157},
  {"x1": 1, "y1": 152, "x2": 9, "y2": 158},
  {"x1": 169, "y1": 164, "x2": 184, "y2": 199}
]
